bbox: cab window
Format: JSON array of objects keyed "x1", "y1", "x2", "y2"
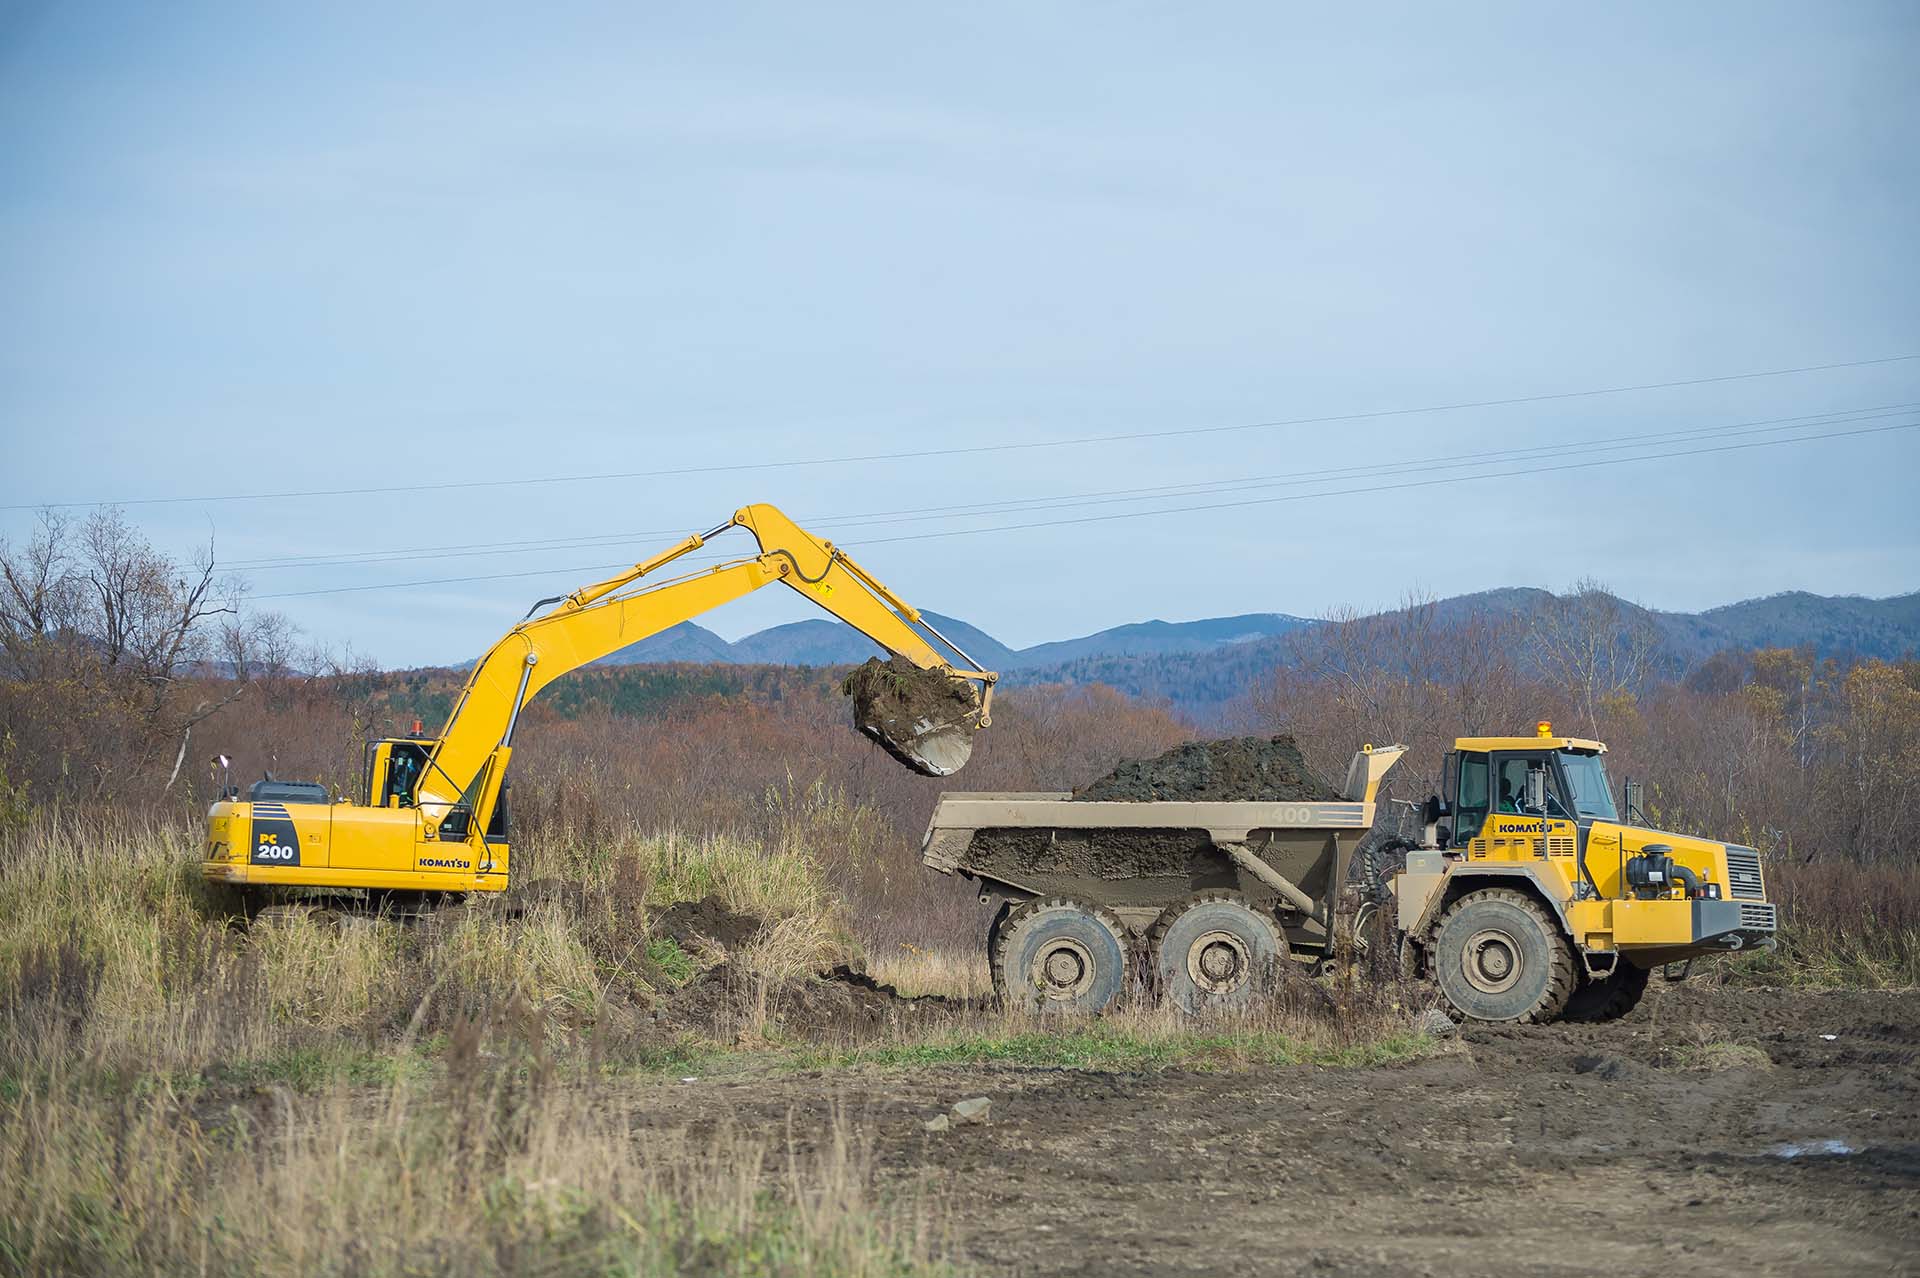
[
  {"x1": 384, "y1": 743, "x2": 429, "y2": 807},
  {"x1": 1494, "y1": 754, "x2": 1571, "y2": 817},
  {"x1": 1454, "y1": 752, "x2": 1490, "y2": 841},
  {"x1": 1555, "y1": 750, "x2": 1618, "y2": 820}
]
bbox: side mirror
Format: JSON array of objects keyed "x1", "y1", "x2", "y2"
[
  {"x1": 1525, "y1": 767, "x2": 1547, "y2": 816},
  {"x1": 1422, "y1": 794, "x2": 1451, "y2": 824},
  {"x1": 1623, "y1": 779, "x2": 1644, "y2": 825}
]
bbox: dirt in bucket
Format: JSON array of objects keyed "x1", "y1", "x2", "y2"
[{"x1": 841, "y1": 655, "x2": 981, "y2": 777}]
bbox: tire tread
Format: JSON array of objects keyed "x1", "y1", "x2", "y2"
[
  {"x1": 991, "y1": 896, "x2": 1130, "y2": 1009},
  {"x1": 1434, "y1": 887, "x2": 1576, "y2": 1023}
]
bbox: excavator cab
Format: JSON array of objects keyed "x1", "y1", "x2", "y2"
[{"x1": 364, "y1": 738, "x2": 431, "y2": 809}]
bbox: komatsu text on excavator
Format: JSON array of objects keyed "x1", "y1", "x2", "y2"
[{"x1": 203, "y1": 505, "x2": 994, "y2": 902}]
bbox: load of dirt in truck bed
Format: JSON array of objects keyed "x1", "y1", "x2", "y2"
[
  {"x1": 1074, "y1": 735, "x2": 1338, "y2": 802},
  {"x1": 842, "y1": 655, "x2": 981, "y2": 776}
]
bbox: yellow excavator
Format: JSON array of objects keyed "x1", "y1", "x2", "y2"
[{"x1": 203, "y1": 504, "x2": 995, "y2": 902}]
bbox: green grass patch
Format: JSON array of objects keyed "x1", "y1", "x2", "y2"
[
  {"x1": 791, "y1": 1025, "x2": 1435, "y2": 1073},
  {"x1": 645, "y1": 937, "x2": 697, "y2": 986}
]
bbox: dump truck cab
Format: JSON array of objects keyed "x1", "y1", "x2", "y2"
[{"x1": 1392, "y1": 722, "x2": 1777, "y2": 1022}]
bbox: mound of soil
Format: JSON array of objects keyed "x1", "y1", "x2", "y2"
[
  {"x1": 658, "y1": 960, "x2": 953, "y2": 1040},
  {"x1": 841, "y1": 656, "x2": 980, "y2": 776},
  {"x1": 654, "y1": 897, "x2": 763, "y2": 951},
  {"x1": 643, "y1": 895, "x2": 952, "y2": 1040},
  {"x1": 1074, "y1": 735, "x2": 1337, "y2": 802}
]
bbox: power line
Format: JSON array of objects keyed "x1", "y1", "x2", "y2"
[
  {"x1": 224, "y1": 400, "x2": 1917, "y2": 574},
  {"x1": 10, "y1": 352, "x2": 1916, "y2": 512},
  {"x1": 856, "y1": 419, "x2": 1920, "y2": 546},
  {"x1": 250, "y1": 416, "x2": 1918, "y2": 600}
]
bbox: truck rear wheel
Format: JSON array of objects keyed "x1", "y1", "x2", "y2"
[
  {"x1": 992, "y1": 898, "x2": 1130, "y2": 1015},
  {"x1": 1149, "y1": 893, "x2": 1288, "y2": 1014},
  {"x1": 1562, "y1": 961, "x2": 1650, "y2": 1022},
  {"x1": 1431, "y1": 889, "x2": 1575, "y2": 1023}
]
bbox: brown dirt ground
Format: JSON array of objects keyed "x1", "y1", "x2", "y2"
[{"x1": 631, "y1": 984, "x2": 1920, "y2": 1276}]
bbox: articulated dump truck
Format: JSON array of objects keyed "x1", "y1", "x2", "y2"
[{"x1": 924, "y1": 725, "x2": 1779, "y2": 1023}]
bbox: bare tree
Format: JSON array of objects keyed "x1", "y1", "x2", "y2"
[
  {"x1": 1525, "y1": 579, "x2": 1661, "y2": 737},
  {"x1": 220, "y1": 608, "x2": 305, "y2": 710},
  {"x1": 0, "y1": 508, "x2": 249, "y2": 796},
  {"x1": 0, "y1": 510, "x2": 82, "y2": 681}
]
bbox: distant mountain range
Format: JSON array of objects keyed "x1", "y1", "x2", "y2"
[
  {"x1": 588, "y1": 589, "x2": 1919, "y2": 716},
  {"x1": 595, "y1": 610, "x2": 1315, "y2": 674}
]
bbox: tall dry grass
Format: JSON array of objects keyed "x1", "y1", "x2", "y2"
[
  {"x1": 0, "y1": 812, "x2": 950, "y2": 1276},
  {"x1": 0, "y1": 809, "x2": 862, "y2": 1081},
  {"x1": 0, "y1": 1003, "x2": 944, "y2": 1277},
  {"x1": 1721, "y1": 859, "x2": 1920, "y2": 987}
]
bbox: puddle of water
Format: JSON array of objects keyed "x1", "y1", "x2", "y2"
[{"x1": 1768, "y1": 1139, "x2": 1858, "y2": 1159}]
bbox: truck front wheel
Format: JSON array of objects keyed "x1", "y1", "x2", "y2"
[{"x1": 1431, "y1": 889, "x2": 1576, "y2": 1023}]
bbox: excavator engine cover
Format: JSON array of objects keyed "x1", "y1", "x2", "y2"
[{"x1": 843, "y1": 656, "x2": 981, "y2": 777}]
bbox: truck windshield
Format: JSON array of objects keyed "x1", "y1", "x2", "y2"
[{"x1": 1556, "y1": 751, "x2": 1618, "y2": 820}]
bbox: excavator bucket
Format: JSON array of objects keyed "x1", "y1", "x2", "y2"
[{"x1": 842, "y1": 657, "x2": 982, "y2": 777}]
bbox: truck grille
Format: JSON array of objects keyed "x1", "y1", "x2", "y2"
[
  {"x1": 1724, "y1": 847, "x2": 1765, "y2": 900},
  {"x1": 1739, "y1": 903, "x2": 1777, "y2": 932}
]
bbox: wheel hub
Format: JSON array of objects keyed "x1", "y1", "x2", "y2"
[
  {"x1": 1187, "y1": 930, "x2": 1251, "y2": 993},
  {"x1": 1031, "y1": 938, "x2": 1096, "y2": 999},
  {"x1": 1462, "y1": 926, "x2": 1522, "y2": 995}
]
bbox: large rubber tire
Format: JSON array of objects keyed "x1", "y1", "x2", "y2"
[
  {"x1": 1148, "y1": 892, "x2": 1289, "y2": 1015},
  {"x1": 1562, "y1": 961, "x2": 1650, "y2": 1022},
  {"x1": 992, "y1": 898, "x2": 1130, "y2": 1015},
  {"x1": 985, "y1": 900, "x2": 1014, "y2": 957},
  {"x1": 1431, "y1": 889, "x2": 1576, "y2": 1023}
]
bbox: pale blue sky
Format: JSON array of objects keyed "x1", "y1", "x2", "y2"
[{"x1": 2, "y1": 2, "x2": 1916, "y2": 666}]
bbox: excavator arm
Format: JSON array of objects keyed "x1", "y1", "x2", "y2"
[{"x1": 411, "y1": 504, "x2": 994, "y2": 825}]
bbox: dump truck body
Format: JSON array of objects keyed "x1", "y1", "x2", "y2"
[
  {"x1": 929, "y1": 729, "x2": 1779, "y2": 1024},
  {"x1": 924, "y1": 793, "x2": 1372, "y2": 953},
  {"x1": 923, "y1": 746, "x2": 1404, "y2": 1012}
]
